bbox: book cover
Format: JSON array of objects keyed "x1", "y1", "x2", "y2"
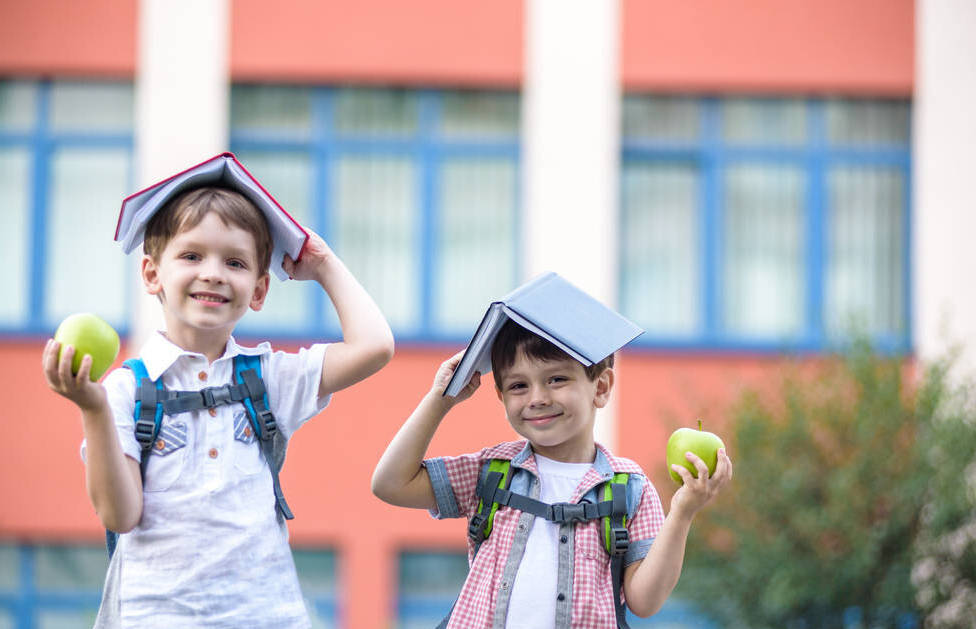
[
  {"x1": 444, "y1": 272, "x2": 644, "y2": 397},
  {"x1": 115, "y1": 152, "x2": 309, "y2": 281}
]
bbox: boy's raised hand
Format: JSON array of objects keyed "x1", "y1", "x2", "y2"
[
  {"x1": 669, "y1": 448, "x2": 733, "y2": 519},
  {"x1": 281, "y1": 228, "x2": 335, "y2": 282},
  {"x1": 431, "y1": 352, "x2": 481, "y2": 406},
  {"x1": 42, "y1": 339, "x2": 108, "y2": 412}
]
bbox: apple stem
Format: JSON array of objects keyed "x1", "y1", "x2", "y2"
[{"x1": 698, "y1": 419, "x2": 702, "y2": 431}]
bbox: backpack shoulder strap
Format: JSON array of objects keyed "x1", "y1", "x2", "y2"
[
  {"x1": 468, "y1": 459, "x2": 512, "y2": 548},
  {"x1": 601, "y1": 472, "x2": 632, "y2": 629},
  {"x1": 232, "y1": 354, "x2": 293, "y2": 520}
]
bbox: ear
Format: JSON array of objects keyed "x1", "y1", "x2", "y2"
[
  {"x1": 249, "y1": 273, "x2": 270, "y2": 311},
  {"x1": 495, "y1": 385, "x2": 503, "y2": 402},
  {"x1": 593, "y1": 367, "x2": 614, "y2": 409},
  {"x1": 141, "y1": 255, "x2": 162, "y2": 296}
]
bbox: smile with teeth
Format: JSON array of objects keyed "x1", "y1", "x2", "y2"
[{"x1": 191, "y1": 293, "x2": 229, "y2": 304}]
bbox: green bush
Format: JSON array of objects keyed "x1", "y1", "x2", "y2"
[
  {"x1": 676, "y1": 341, "x2": 937, "y2": 628},
  {"x1": 911, "y1": 361, "x2": 976, "y2": 629}
]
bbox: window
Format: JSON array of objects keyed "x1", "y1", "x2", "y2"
[
  {"x1": 293, "y1": 548, "x2": 339, "y2": 629},
  {"x1": 396, "y1": 551, "x2": 468, "y2": 628},
  {"x1": 0, "y1": 79, "x2": 134, "y2": 337},
  {"x1": 620, "y1": 96, "x2": 910, "y2": 350},
  {"x1": 231, "y1": 86, "x2": 520, "y2": 341}
]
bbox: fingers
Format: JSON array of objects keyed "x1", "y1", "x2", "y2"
[
  {"x1": 42, "y1": 339, "x2": 61, "y2": 386},
  {"x1": 670, "y1": 463, "x2": 695, "y2": 486},
  {"x1": 685, "y1": 451, "x2": 710, "y2": 481}
]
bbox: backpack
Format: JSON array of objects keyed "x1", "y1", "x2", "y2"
[
  {"x1": 105, "y1": 353, "x2": 291, "y2": 557},
  {"x1": 439, "y1": 458, "x2": 633, "y2": 629}
]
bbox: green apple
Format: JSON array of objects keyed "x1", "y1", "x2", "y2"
[
  {"x1": 54, "y1": 313, "x2": 120, "y2": 382},
  {"x1": 666, "y1": 419, "x2": 725, "y2": 485}
]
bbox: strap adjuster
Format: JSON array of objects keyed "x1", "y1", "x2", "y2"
[
  {"x1": 468, "y1": 512, "x2": 488, "y2": 541},
  {"x1": 258, "y1": 409, "x2": 277, "y2": 438},
  {"x1": 611, "y1": 527, "x2": 629, "y2": 555},
  {"x1": 134, "y1": 418, "x2": 156, "y2": 447},
  {"x1": 551, "y1": 502, "x2": 587, "y2": 523}
]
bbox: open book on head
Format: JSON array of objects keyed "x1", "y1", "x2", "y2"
[
  {"x1": 114, "y1": 152, "x2": 309, "y2": 281},
  {"x1": 444, "y1": 272, "x2": 644, "y2": 397}
]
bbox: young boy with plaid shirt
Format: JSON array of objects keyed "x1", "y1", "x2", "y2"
[{"x1": 373, "y1": 297, "x2": 732, "y2": 628}]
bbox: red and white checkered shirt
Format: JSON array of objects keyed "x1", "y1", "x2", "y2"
[{"x1": 424, "y1": 440, "x2": 666, "y2": 629}]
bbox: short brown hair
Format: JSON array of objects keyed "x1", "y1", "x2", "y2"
[
  {"x1": 490, "y1": 319, "x2": 614, "y2": 389},
  {"x1": 143, "y1": 187, "x2": 272, "y2": 273}
]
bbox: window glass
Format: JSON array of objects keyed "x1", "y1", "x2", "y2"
[
  {"x1": 434, "y1": 157, "x2": 517, "y2": 334},
  {"x1": 34, "y1": 545, "x2": 107, "y2": 589},
  {"x1": 723, "y1": 98, "x2": 806, "y2": 145},
  {"x1": 45, "y1": 149, "x2": 130, "y2": 329},
  {"x1": 397, "y1": 551, "x2": 468, "y2": 629},
  {"x1": 0, "y1": 544, "x2": 16, "y2": 589},
  {"x1": 622, "y1": 95, "x2": 700, "y2": 141},
  {"x1": 827, "y1": 99, "x2": 910, "y2": 145},
  {"x1": 335, "y1": 88, "x2": 417, "y2": 135},
  {"x1": 0, "y1": 149, "x2": 31, "y2": 327},
  {"x1": 723, "y1": 165, "x2": 805, "y2": 338},
  {"x1": 231, "y1": 85, "x2": 312, "y2": 137},
  {"x1": 621, "y1": 162, "x2": 700, "y2": 336},
  {"x1": 441, "y1": 91, "x2": 519, "y2": 137},
  {"x1": 293, "y1": 549, "x2": 338, "y2": 629},
  {"x1": 334, "y1": 156, "x2": 419, "y2": 331},
  {"x1": 826, "y1": 167, "x2": 904, "y2": 338},
  {"x1": 233, "y1": 151, "x2": 317, "y2": 335},
  {"x1": 50, "y1": 82, "x2": 133, "y2": 132},
  {"x1": 0, "y1": 79, "x2": 37, "y2": 129}
]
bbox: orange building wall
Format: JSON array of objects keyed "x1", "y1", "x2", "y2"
[
  {"x1": 0, "y1": 0, "x2": 913, "y2": 93},
  {"x1": 2, "y1": 339, "x2": 788, "y2": 627}
]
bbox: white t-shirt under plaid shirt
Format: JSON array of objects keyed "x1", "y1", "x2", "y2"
[
  {"x1": 82, "y1": 332, "x2": 330, "y2": 629},
  {"x1": 424, "y1": 440, "x2": 667, "y2": 629}
]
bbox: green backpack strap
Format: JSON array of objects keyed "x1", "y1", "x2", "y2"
[
  {"x1": 602, "y1": 472, "x2": 631, "y2": 629},
  {"x1": 468, "y1": 459, "x2": 512, "y2": 547}
]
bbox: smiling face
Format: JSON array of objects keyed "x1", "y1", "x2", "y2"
[
  {"x1": 141, "y1": 211, "x2": 269, "y2": 356},
  {"x1": 495, "y1": 350, "x2": 613, "y2": 463}
]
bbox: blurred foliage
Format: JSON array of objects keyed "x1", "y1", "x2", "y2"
[
  {"x1": 675, "y1": 339, "x2": 939, "y2": 628},
  {"x1": 911, "y1": 359, "x2": 976, "y2": 628}
]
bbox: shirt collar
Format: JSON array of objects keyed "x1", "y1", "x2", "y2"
[
  {"x1": 139, "y1": 331, "x2": 271, "y2": 381},
  {"x1": 500, "y1": 440, "x2": 638, "y2": 479}
]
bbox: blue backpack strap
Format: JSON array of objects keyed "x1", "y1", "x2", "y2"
[
  {"x1": 233, "y1": 354, "x2": 293, "y2": 520},
  {"x1": 107, "y1": 358, "x2": 165, "y2": 558}
]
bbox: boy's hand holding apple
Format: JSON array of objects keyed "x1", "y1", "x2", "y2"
[
  {"x1": 666, "y1": 420, "x2": 733, "y2": 518},
  {"x1": 43, "y1": 313, "x2": 120, "y2": 411}
]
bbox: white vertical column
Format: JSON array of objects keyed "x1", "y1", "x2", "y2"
[
  {"x1": 130, "y1": 0, "x2": 230, "y2": 351},
  {"x1": 914, "y1": 0, "x2": 976, "y2": 379},
  {"x1": 522, "y1": 0, "x2": 622, "y2": 448}
]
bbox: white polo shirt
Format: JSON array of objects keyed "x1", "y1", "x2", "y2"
[{"x1": 84, "y1": 332, "x2": 329, "y2": 629}]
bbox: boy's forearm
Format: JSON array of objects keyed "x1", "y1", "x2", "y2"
[
  {"x1": 371, "y1": 391, "x2": 452, "y2": 509},
  {"x1": 315, "y1": 257, "x2": 394, "y2": 392},
  {"x1": 624, "y1": 509, "x2": 695, "y2": 617},
  {"x1": 82, "y1": 406, "x2": 143, "y2": 533}
]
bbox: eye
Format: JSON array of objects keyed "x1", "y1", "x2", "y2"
[
  {"x1": 507, "y1": 382, "x2": 527, "y2": 392},
  {"x1": 180, "y1": 252, "x2": 201, "y2": 262},
  {"x1": 549, "y1": 375, "x2": 568, "y2": 385},
  {"x1": 227, "y1": 259, "x2": 247, "y2": 270}
]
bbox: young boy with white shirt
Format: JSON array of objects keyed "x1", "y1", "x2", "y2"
[
  {"x1": 372, "y1": 308, "x2": 732, "y2": 628},
  {"x1": 42, "y1": 159, "x2": 394, "y2": 628}
]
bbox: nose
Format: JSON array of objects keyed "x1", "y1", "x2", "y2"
[
  {"x1": 197, "y1": 257, "x2": 226, "y2": 283},
  {"x1": 528, "y1": 385, "x2": 551, "y2": 408}
]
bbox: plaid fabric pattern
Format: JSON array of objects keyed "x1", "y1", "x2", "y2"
[{"x1": 434, "y1": 440, "x2": 666, "y2": 629}]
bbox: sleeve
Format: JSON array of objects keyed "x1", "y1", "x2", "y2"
[
  {"x1": 80, "y1": 366, "x2": 140, "y2": 464},
  {"x1": 422, "y1": 450, "x2": 490, "y2": 520},
  {"x1": 623, "y1": 475, "x2": 666, "y2": 566},
  {"x1": 263, "y1": 343, "x2": 330, "y2": 439}
]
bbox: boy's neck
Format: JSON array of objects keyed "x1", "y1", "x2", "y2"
[
  {"x1": 530, "y1": 440, "x2": 596, "y2": 464},
  {"x1": 162, "y1": 328, "x2": 231, "y2": 364}
]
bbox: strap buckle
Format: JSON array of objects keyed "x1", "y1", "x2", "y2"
[
  {"x1": 258, "y1": 409, "x2": 277, "y2": 439},
  {"x1": 468, "y1": 512, "x2": 488, "y2": 541},
  {"x1": 200, "y1": 385, "x2": 235, "y2": 409},
  {"x1": 611, "y1": 527, "x2": 629, "y2": 555},
  {"x1": 134, "y1": 418, "x2": 156, "y2": 448},
  {"x1": 551, "y1": 502, "x2": 587, "y2": 523}
]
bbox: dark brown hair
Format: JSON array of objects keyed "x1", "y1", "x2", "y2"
[
  {"x1": 143, "y1": 187, "x2": 272, "y2": 273},
  {"x1": 490, "y1": 319, "x2": 614, "y2": 389}
]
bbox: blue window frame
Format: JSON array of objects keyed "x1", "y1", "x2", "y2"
[
  {"x1": 0, "y1": 79, "x2": 134, "y2": 338},
  {"x1": 0, "y1": 543, "x2": 337, "y2": 628},
  {"x1": 230, "y1": 86, "x2": 521, "y2": 343},
  {"x1": 620, "y1": 96, "x2": 911, "y2": 352}
]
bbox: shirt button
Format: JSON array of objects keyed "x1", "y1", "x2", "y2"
[
  {"x1": 208, "y1": 408, "x2": 217, "y2": 417},
  {"x1": 208, "y1": 448, "x2": 218, "y2": 459},
  {"x1": 501, "y1": 581, "x2": 508, "y2": 590},
  {"x1": 518, "y1": 523, "x2": 526, "y2": 531},
  {"x1": 244, "y1": 426, "x2": 252, "y2": 437},
  {"x1": 560, "y1": 535, "x2": 568, "y2": 543},
  {"x1": 557, "y1": 593, "x2": 565, "y2": 601},
  {"x1": 155, "y1": 439, "x2": 165, "y2": 450},
  {"x1": 198, "y1": 371, "x2": 208, "y2": 381}
]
